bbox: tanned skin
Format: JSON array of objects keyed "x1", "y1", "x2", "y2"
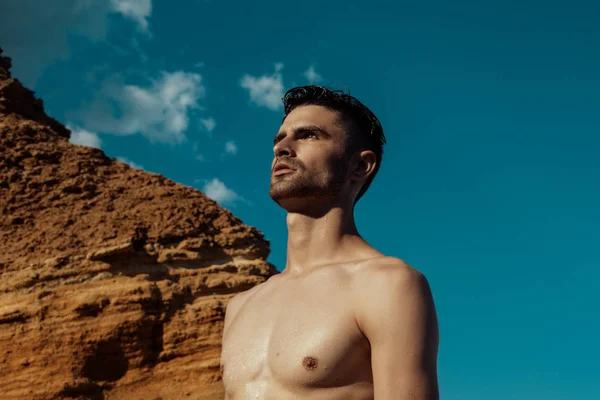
[{"x1": 220, "y1": 105, "x2": 439, "y2": 399}]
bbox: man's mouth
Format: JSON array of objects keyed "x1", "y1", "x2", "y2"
[
  {"x1": 273, "y1": 167, "x2": 294, "y2": 176},
  {"x1": 272, "y1": 162, "x2": 296, "y2": 176}
]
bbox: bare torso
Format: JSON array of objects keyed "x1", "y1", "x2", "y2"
[{"x1": 220, "y1": 258, "x2": 389, "y2": 400}]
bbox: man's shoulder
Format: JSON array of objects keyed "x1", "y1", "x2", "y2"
[
  {"x1": 352, "y1": 256, "x2": 437, "y2": 339},
  {"x1": 228, "y1": 280, "x2": 267, "y2": 309},
  {"x1": 352, "y1": 256, "x2": 432, "y2": 309},
  {"x1": 356, "y1": 256, "x2": 426, "y2": 284},
  {"x1": 227, "y1": 272, "x2": 281, "y2": 309}
]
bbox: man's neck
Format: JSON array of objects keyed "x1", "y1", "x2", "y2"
[{"x1": 283, "y1": 203, "x2": 371, "y2": 276}]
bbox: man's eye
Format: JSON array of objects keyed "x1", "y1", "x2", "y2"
[{"x1": 306, "y1": 132, "x2": 317, "y2": 138}]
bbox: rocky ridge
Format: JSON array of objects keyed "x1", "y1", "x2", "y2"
[{"x1": 0, "y1": 47, "x2": 278, "y2": 400}]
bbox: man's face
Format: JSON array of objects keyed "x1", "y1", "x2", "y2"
[{"x1": 269, "y1": 105, "x2": 352, "y2": 207}]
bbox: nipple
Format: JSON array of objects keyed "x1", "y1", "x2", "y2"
[{"x1": 302, "y1": 356, "x2": 318, "y2": 370}]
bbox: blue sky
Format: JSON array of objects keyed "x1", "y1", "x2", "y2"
[{"x1": 2, "y1": 1, "x2": 599, "y2": 398}]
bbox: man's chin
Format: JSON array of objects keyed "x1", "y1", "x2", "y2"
[
  {"x1": 269, "y1": 191, "x2": 301, "y2": 204},
  {"x1": 269, "y1": 180, "x2": 300, "y2": 198},
  {"x1": 270, "y1": 195, "x2": 312, "y2": 211},
  {"x1": 270, "y1": 186, "x2": 334, "y2": 206},
  {"x1": 270, "y1": 187, "x2": 310, "y2": 205}
]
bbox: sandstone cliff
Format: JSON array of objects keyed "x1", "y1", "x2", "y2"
[{"x1": 0, "y1": 48, "x2": 278, "y2": 400}]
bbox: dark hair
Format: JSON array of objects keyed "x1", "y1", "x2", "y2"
[{"x1": 282, "y1": 85, "x2": 386, "y2": 204}]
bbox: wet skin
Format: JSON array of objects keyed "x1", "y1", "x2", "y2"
[
  {"x1": 220, "y1": 259, "x2": 377, "y2": 400},
  {"x1": 220, "y1": 105, "x2": 439, "y2": 399}
]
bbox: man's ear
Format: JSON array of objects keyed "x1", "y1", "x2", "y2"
[{"x1": 350, "y1": 150, "x2": 377, "y2": 183}]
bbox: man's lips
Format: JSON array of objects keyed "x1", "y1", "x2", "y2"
[
  {"x1": 273, "y1": 168, "x2": 294, "y2": 176},
  {"x1": 272, "y1": 162, "x2": 296, "y2": 176}
]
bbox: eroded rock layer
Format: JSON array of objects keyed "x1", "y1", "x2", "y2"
[{"x1": 0, "y1": 47, "x2": 278, "y2": 400}]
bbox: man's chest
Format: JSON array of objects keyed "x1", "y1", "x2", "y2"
[{"x1": 221, "y1": 275, "x2": 371, "y2": 392}]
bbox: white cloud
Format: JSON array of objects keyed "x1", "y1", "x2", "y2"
[
  {"x1": 116, "y1": 156, "x2": 144, "y2": 170},
  {"x1": 67, "y1": 125, "x2": 103, "y2": 148},
  {"x1": 81, "y1": 71, "x2": 205, "y2": 144},
  {"x1": 240, "y1": 63, "x2": 285, "y2": 111},
  {"x1": 0, "y1": 0, "x2": 154, "y2": 88},
  {"x1": 303, "y1": 65, "x2": 322, "y2": 84},
  {"x1": 130, "y1": 37, "x2": 149, "y2": 63},
  {"x1": 109, "y1": 0, "x2": 152, "y2": 34},
  {"x1": 200, "y1": 117, "x2": 216, "y2": 133},
  {"x1": 202, "y1": 178, "x2": 242, "y2": 206},
  {"x1": 224, "y1": 140, "x2": 237, "y2": 155}
]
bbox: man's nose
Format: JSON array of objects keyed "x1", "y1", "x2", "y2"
[{"x1": 273, "y1": 137, "x2": 295, "y2": 157}]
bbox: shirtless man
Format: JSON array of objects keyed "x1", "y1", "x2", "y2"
[{"x1": 220, "y1": 86, "x2": 439, "y2": 399}]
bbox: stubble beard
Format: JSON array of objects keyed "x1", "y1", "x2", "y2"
[{"x1": 269, "y1": 162, "x2": 348, "y2": 206}]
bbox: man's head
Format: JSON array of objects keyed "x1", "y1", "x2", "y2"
[{"x1": 269, "y1": 85, "x2": 386, "y2": 210}]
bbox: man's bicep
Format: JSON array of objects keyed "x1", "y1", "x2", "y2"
[{"x1": 357, "y1": 265, "x2": 439, "y2": 400}]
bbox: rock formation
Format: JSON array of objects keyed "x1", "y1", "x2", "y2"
[{"x1": 0, "y1": 47, "x2": 278, "y2": 400}]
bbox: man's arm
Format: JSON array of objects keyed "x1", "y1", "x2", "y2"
[
  {"x1": 221, "y1": 292, "x2": 248, "y2": 400},
  {"x1": 355, "y1": 261, "x2": 439, "y2": 400},
  {"x1": 222, "y1": 292, "x2": 244, "y2": 341}
]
